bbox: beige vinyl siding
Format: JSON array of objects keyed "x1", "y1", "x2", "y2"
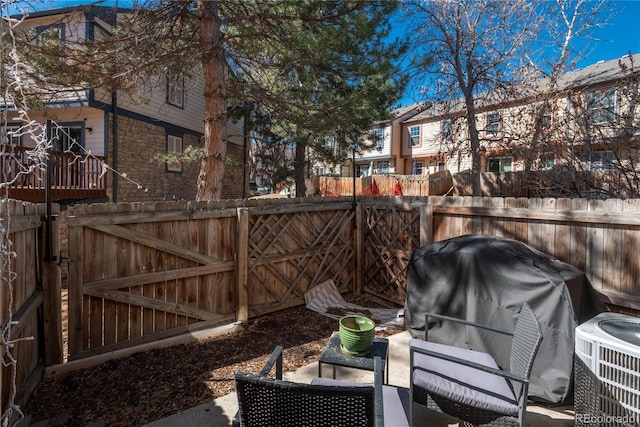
[
  {"x1": 357, "y1": 124, "x2": 392, "y2": 158},
  {"x1": 25, "y1": 11, "x2": 87, "y2": 43},
  {"x1": 416, "y1": 121, "x2": 441, "y2": 154},
  {"x1": 105, "y1": 72, "x2": 206, "y2": 134},
  {"x1": 4, "y1": 108, "x2": 105, "y2": 156},
  {"x1": 11, "y1": 13, "x2": 90, "y2": 106}
]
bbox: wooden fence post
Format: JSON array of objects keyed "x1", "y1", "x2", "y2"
[
  {"x1": 420, "y1": 203, "x2": 433, "y2": 247},
  {"x1": 236, "y1": 208, "x2": 249, "y2": 323},
  {"x1": 36, "y1": 203, "x2": 63, "y2": 365},
  {"x1": 354, "y1": 201, "x2": 363, "y2": 296}
]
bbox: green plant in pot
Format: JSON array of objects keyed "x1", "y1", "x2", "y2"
[{"x1": 339, "y1": 315, "x2": 375, "y2": 356}]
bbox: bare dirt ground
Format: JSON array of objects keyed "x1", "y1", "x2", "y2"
[{"x1": 23, "y1": 303, "x2": 404, "y2": 427}]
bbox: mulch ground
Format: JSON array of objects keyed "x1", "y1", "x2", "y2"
[{"x1": 23, "y1": 304, "x2": 404, "y2": 427}]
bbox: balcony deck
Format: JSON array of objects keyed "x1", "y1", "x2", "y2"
[{"x1": 1, "y1": 144, "x2": 107, "y2": 203}]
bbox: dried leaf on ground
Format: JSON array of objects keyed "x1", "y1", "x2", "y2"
[{"x1": 23, "y1": 304, "x2": 404, "y2": 427}]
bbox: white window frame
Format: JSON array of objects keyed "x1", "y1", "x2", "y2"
[
  {"x1": 36, "y1": 24, "x2": 63, "y2": 47},
  {"x1": 538, "y1": 153, "x2": 555, "y2": 170},
  {"x1": 34, "y1": 24, "x2": 64, "y2": 77},
  {"x1": 534, "y1": 103, "x2": 553, "y2": 131},
  {"x1": 589, "y1": 150, "x2": 615, "y2": 171},
  {"x1": 167, "y1": 75, "x2": 185, "y2": 108},
  {"x1": 167, "y1": 134, "x2": 183, "y2": 172},
  {"x1": 409, "y1": 126, "x2": 421, "y2": 147},
  {"x1": 588, "y1": 88, "x2": 617, "y2": 125},
  {"x1": 487, "y1": 156, "x2": 512, "y2": 172},
  {"x1": 441, "y1": 119, "x2": 454, "y2": 143},
  {"x1": 54, "y1": 125, "x2": 83, "y2": 153},
  {"x1": 414, "y1": 161, "x2": 424, "y2": 175},
  {"x1": 485, "y1": 111, "x2": 502, "y2": 137},
  {"x1": 1, "y1": 126, "x2": 21, "y2": 146},
  {"x1": 357, "y1": 164, "x2": 370, "y2": 177},
  {"x1": 377, "y1": 161, "x2": 389, "y2": 174},
  {"x1": 371, "y1": 128, "x2": 384, "y2": 151}
]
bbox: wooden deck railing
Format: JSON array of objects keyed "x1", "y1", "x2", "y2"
[{"x1": 1, "y1": 144, "x2": 107, "y2": 202}]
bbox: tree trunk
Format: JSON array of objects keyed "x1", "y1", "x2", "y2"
[
  {"x1": 196, "y1": 0, "x2": 227, "y2": 201},
  {"x1": 465, "y1": 100, "x2": 482, "y2": 197},
  {"x1": 294, "y1": 137, "x2": 307, "y2": 197}
]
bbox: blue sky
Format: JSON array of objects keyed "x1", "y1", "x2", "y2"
[
  {"x1": 574, "y1": 0, "x2": 640, "y2": 66},
  {"x1": 397, "y1": 0, "x2": 640, "y2": 106}
]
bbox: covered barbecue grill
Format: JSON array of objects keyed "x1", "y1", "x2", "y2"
[{"x1": 404, "y1": 234, "x2": 609, "y2": 403}]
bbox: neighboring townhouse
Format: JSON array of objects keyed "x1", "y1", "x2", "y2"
[
  {"x1": 350, "y1": 104, "x2": 424, "y2": 177},
  {"x1": 1, "y1": 5, "x2": 247, "y2": 203},
  {"x1": 401, "y1": 53, "x2": 640, "y2": 177}
]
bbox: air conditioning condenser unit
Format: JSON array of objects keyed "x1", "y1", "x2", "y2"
[{"x1": 575, "y1": 312, "x2": 640, "y2": 426}]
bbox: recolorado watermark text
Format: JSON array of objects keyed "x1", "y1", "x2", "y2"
[{"x1": 575, "y1": 414, "x2": 637, "y2": 425}]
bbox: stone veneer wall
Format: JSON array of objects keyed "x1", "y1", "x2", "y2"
[{"x1": 107, "y1": 115, "x2": 248, "y2": 202}]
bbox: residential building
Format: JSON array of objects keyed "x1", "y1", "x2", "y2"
[
  {"x1": 350, "y1": 104, "x2": 425, "y2": 177},
  {"x1": 1, "y1": 5, "x2": 247, "y2": 203},
  {"x1": 401, "y1": 53, "x2": 640, "y2": 180}
]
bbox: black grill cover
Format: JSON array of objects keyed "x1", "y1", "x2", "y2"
[{"x1": 404, "y1": 234, "x2": 608, "y2": 403}]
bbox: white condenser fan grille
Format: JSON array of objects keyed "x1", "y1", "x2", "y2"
[{"x1": 575, "y1": 312, "x2": 640, "y2": 427}]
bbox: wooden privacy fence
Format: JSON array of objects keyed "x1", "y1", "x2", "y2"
[
  {"x1": 64, "y1": 195, "x2": 640, "y2": 362},
  {"x1": 5, "y1": 194, "x2": 640, "y2": 417},
  {"x1": 320, "y1": 170, "x2": 635, "y2": 199},
  {"x1": 1, "y1": 200, "x2": 61, "y2": 422},
  {"x1": 65, "y1": 199, "x2": 357, "y2": 360},
  {"x1": 319, "y1": 171, "x2": 453, "y2": 197}
]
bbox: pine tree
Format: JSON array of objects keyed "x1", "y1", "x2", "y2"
[{"x1": 11, "y1": 0, "x2": 406, "y2": 199}]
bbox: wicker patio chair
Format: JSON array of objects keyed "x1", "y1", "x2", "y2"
[
  {"x1": 410, "y1": 303, "x2": 543, "y2": 427},
  {"x1": 233, "y1": 345, "x2": 410, "y2": 427}
]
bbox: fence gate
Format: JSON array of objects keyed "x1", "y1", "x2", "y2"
[
  {"x1": 65, "y1": 203, "x2": 237, "y2": 360},
  {"x1": 1, "y1": 201, "x2": 61, "y2": 422},
  {"x1": 362, "y1": 200, "x2": 421, "y2": 305}
]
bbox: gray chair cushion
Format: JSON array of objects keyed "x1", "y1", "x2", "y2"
[
  {"x1": 410, "y1": 339, "x2": 519, "y2": 416},
  {"x1": 311, "y1": 377, "x2": 411, "y2": 427}
]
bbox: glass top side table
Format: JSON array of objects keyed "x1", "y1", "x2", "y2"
[{"x1": 318, "y1": 331, "x2": 389, "y2": 384}]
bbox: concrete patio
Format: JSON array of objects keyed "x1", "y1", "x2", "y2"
[{"x1": 143, "y1": 330, "x2": 575, "y2": 427}]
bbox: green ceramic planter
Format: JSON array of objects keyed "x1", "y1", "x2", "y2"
[{"x1": 339, "y1": 315, "x2": 375, "y2": 356}]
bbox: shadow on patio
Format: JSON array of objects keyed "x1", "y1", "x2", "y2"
[{"x1": 144, "y1": 330, "x2": 575, "y2": 427}]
